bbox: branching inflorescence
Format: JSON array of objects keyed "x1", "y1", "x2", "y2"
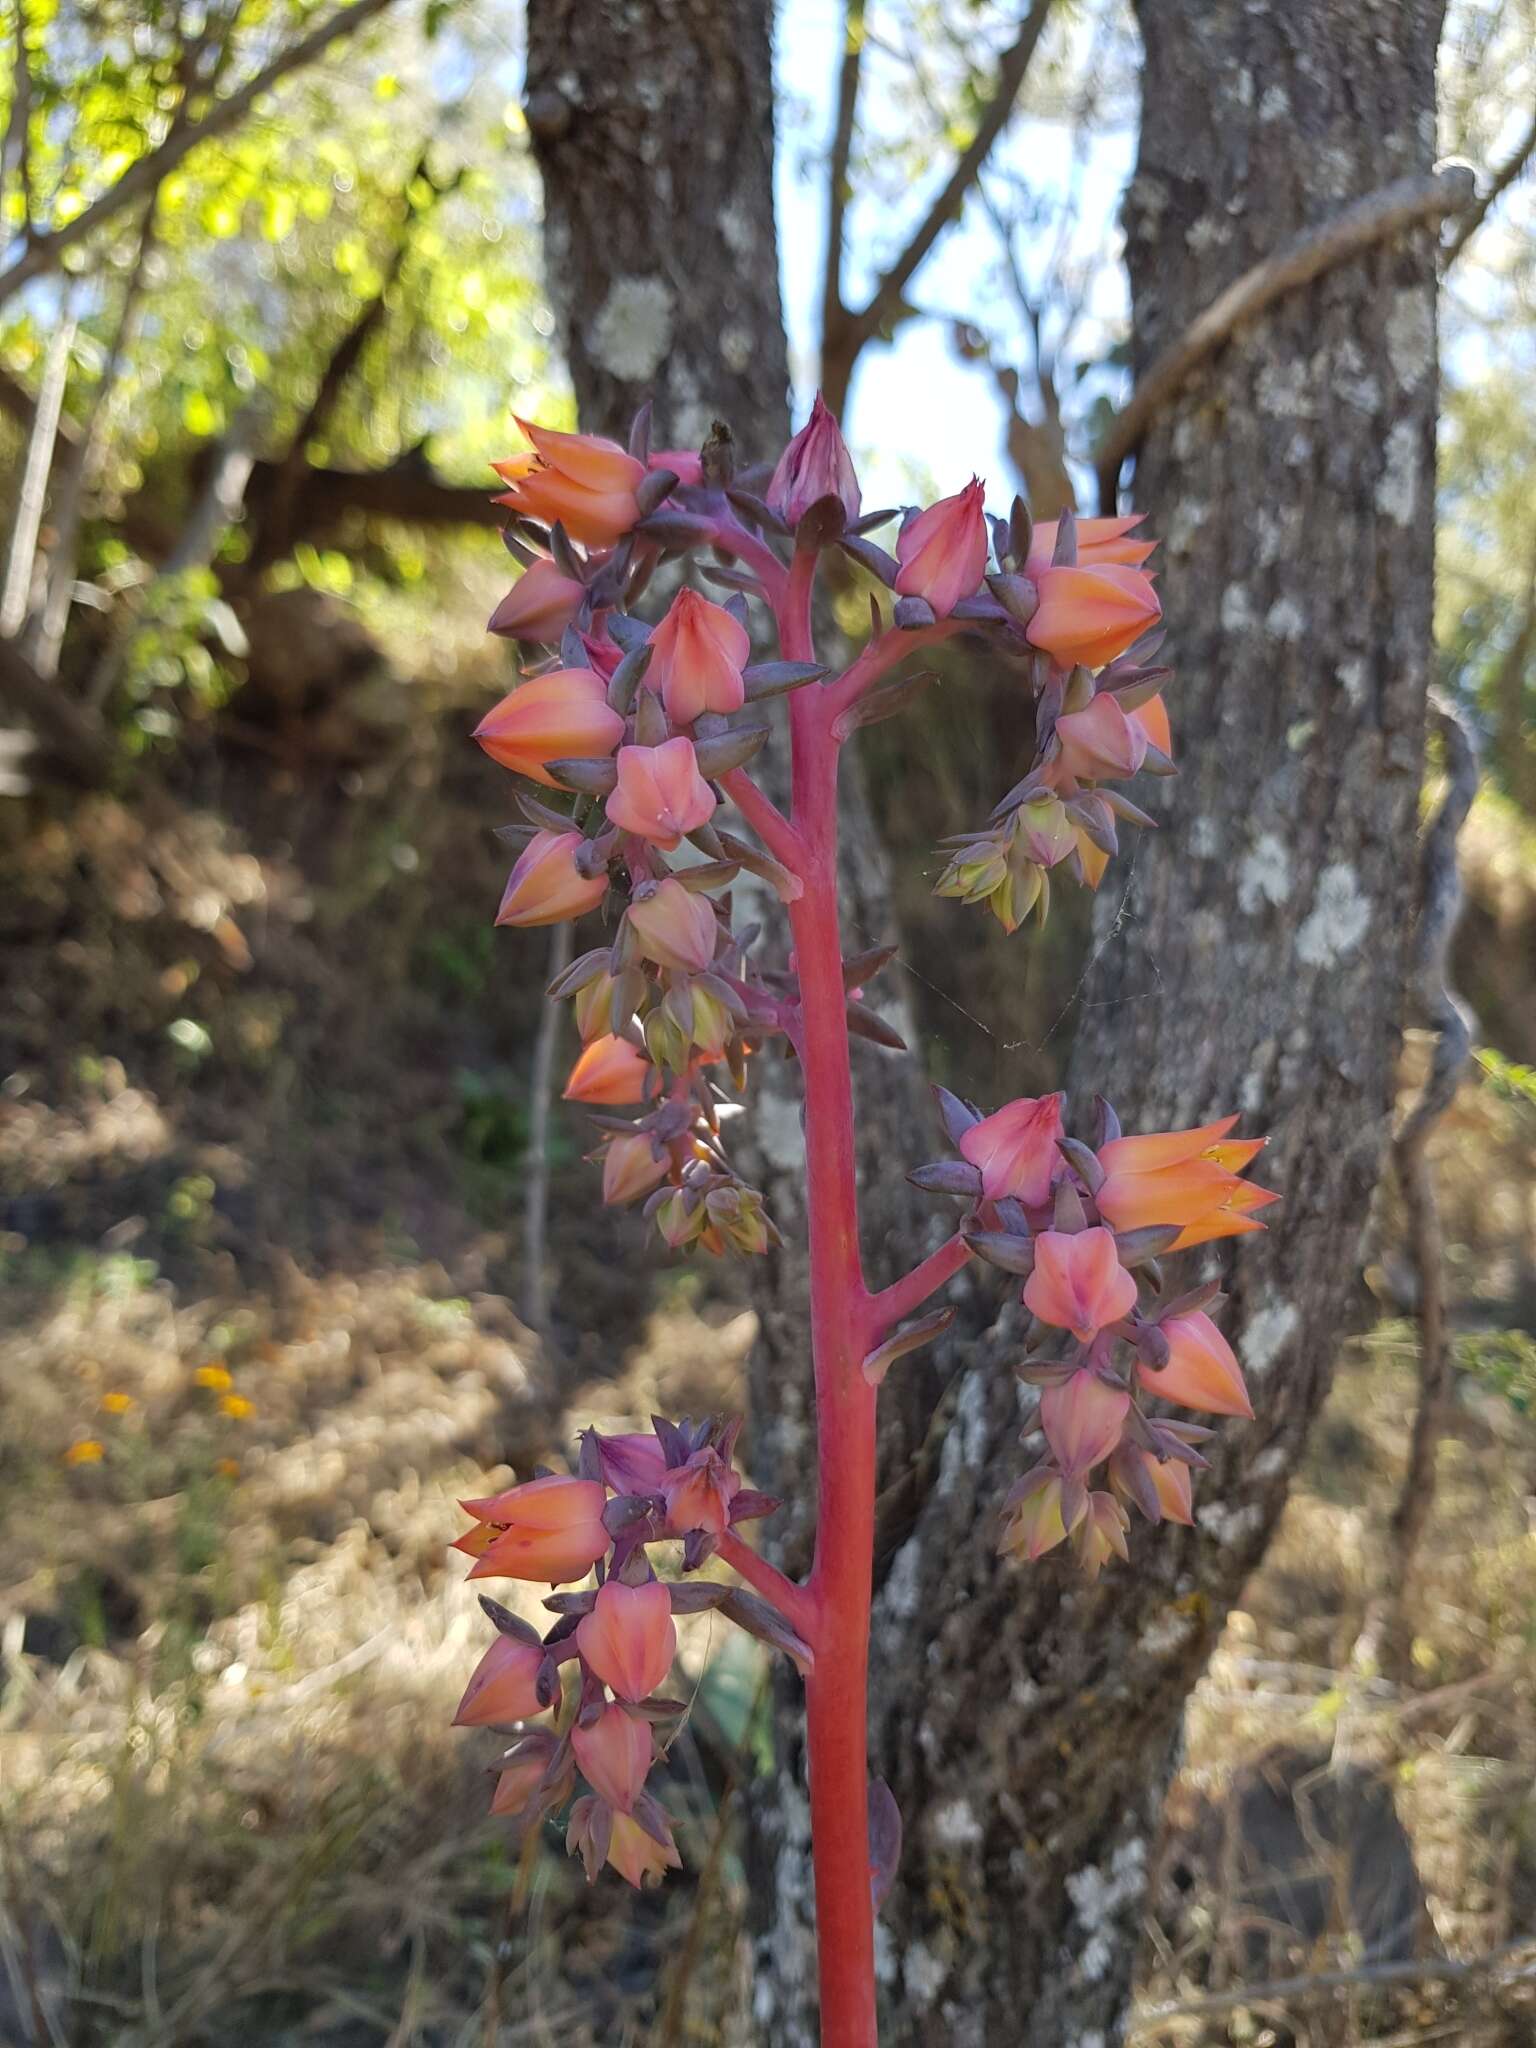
[{"x1": 453, "y1": 396, "x2": 1276, "y2": 2041}]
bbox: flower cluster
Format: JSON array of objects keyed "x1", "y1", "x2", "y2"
[
  {"x1": 912, "y1": 1092, "x2": 1277, "y2": 1574},
  {"x1": 452, "y1": 1417, "x2": 802, "y2": 1887}
]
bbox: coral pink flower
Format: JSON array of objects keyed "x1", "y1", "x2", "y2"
[
  {"x1": 453, "y1": 1633, "x2": 547, "y2": 1727},
  {"x1": 1026, "y1": 564, "x2": 1162, "y2": 669},
  {"x1": 571, "y1": 1704, "x2": 652, "y2": 1812},
  {"x1": 1095, "y1": 1117, "x2": 1269, "y2": 1235},
  {"x1": 606, "y1": 1806, "x2": 683, "y2": 1888},
  {"x1": 1137, "y1": 1310, "x2": 1253, "y2": 1418},
  {"x1": 601, "y1": 1132, "x2": 668, "y2": 1206},
  {"x1": 1167, "y1": 1177, "x2": 1280, "y2": 1250},
  {"x1": 959, "y1": 1092, "x2": 1064, "y2": 1205},
  {"x1": 1026, "y1": 514, "x2": 1156, "y2": 574},
  {"x1": 461, "y1": 1474, "x2": 610, "y2": 1585},
  {"x1": 999, "y1": 1469, "x2": 1084, "y2": 1560},
  {"x1": 492, "y1": 419, "x2": 645, "y2": 545},
  {"x1": 767, "y1": 393, "x2": 862, "y2": 529},
  {"x1": 497, "y1": 830, "x2": 608, "y2": 928},
  {"x1": 606, "y1": 739, "x2": 717, "y2": 848},
  {"x1": 661, "y1": 1445, "x2": 740, "y2": 1537},
  {"x1": 1023, "y1": 1228, "x2": 1138, "y2": 1340},
  {"x1": 577, "y1": 1579, "x2": 677, "y2": 1702},
  {"x1": 894, "y1": 477, "x2": 988, "y2": 617},
  {"x1": 474, "y1": 669, "x2": 624, "y2": 788},
  {"x1": 1053, "y1": 693, "x2": 1148, "y2": 783},
  {"x1": 645, "y1": 588, "x2": 749, "y2": 724},
  {"x1": 1039, "y1": 1368, "x2": 1131, "y2": 1477},
  {"x1": 564, "y1": 1033, "x2": 652, "y2": 1106},
  {"x1": 488, "y1": 557, "x2": 587, "y2": 643},
  {"x1": 626, "y1": 876, "x2": 719, "y2": 972}
]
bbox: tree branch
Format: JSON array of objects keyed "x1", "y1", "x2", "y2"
[
  {"x1": 0, "y1": 0, "x2": 399, "y2": 310},
  {"x1": 1095, "y1": 165, "x2": 1477, "y2": 512},
  {"x1": 1445, "y1": 105, "x2": 1536, "y2": 266},
  {"x1": 821, "y1": 0, "x2": 865, "y2": 352},
  {"x1": 0, "y1": 290, "x2": 76, "y2": 637},
  {"x1": 1360, "y1": 693, "x2": 1479, "y2": 1678},
  {"x1": 0, "y1": 631, "x2": 111, "y2": 783},
  {"x1": 820, "y1": 0, "x2": 1057, "y2": 411}
]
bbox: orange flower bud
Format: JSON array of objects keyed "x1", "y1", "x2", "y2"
[
  {"x1": 497, "y1": 830, "x2": 608, "y2": 928},
  {"x1": 474, "y1": 669, "x2": 625, "y2": 787},
  {"x1": 453, "y1": 1633, "x2": 547, "y2": 1727},
  {"x1": 1026, "y1": 564, "x2": 1162, "y2": 669},
  {"x1": 564, "y1": 1033, "x2": 652, "y2": 1106},
  {"x1": 1026, "y1": 514, "x2": 1155, "y2": 574},
  {"x1": 1023, "y1": 1227, "x2": 1138, "y2": 1341},
  {"x1": 488, "y1": 557, "x2": 587, "y2": 643},
  {"x1": 1138, "y1": 1310, "x2": 1252, "y2": 1418},
  {"x1": 1039, "y1": 1367, "x2": 1131, "y2": 1478},
  {"x1": 492, "y1": 418, "x2": 645, "y2": 545},
  {"x1": 601, "y1": 1130, "x2": 669, "y2": 1206},
  {"x1": 606, "y1": 738, "x2": 717, "y2": 848},
  {"x1": 573, "y1": 967, "x2": 619, "y2": 1044},
  {"x1": 958, "y1": 1093, "x2": 1064, "y2": 1205},
  {"x1": 571, "y1": 1702, "x2": 652, "y2": 1812},
  {"x1": 625, "y1": 877, "x2": 718, "y2": 972},
  {"x1": 1166, "y1": 1178, "x2": 1280, "y2": 1250},
  {"x1": 894, "y1": 477, "x2": 988, "y2": 617},
  {"x1": 462, "y1": 1474, "x2": 610, "y2": 1585},
  {"x1": 661, "y1": 1444, "x2": 740, "y2": 1536},
  {"x1": 490, "y1": 1734, "x2": 560, "y2": 1818},
  {"x1": 1130, "y1": 690, "x2": 1172, "y2": 758},
  {"x1": 767, "y1": 393, "x2": 862, "y2": 529},
  {"x1": 605, "y1": 1806, "x2": 683, "y2": 1888},
  {"x1": 576, "y1": 1579, "x2": 677, "y2": 1702},
  {"x1": 645, "y1": 588, "x2": 749, "y2": 723}
]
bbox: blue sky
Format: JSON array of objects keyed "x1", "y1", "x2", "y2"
[{"x1": 773, "y1": 0, "x2": 1137, "y2": 505}]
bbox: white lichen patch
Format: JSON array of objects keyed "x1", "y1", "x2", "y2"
[
  {"x1": 1265, "y1": 595, "x2": 1306, "y2": 642},
  {"x1": 1286, "y1": 717, "x2": 1317, "y2": 752},
  {"x1": 1257, "y1": 359, "x2": 1312, "y2": 419},
  {"x1": 718, "y1": 201, "x2": 757, "y2": 259},
  {"x1": 1336, "y1": 657, "x2": 1367, "y2": 705},
  {"x1": 587, "y1": 275, "x2": 675, "y2": 382},
  {"x1": 1066, "y1": 1838, "x2": 1148, "y2": 1966},
  {"x1": 873, "y1": 1920, "x2": 899, "y2": 1985},
  {"x1": 1258, "y1": 83, "x2": 1291, "y2": 122},
  {"x1": 1220, "y1": 583, "x2": 1255, "y2": 633},
  {"x1": 1296, "y1": 861, "x2": 1370, "y2": 965},
  {"x1": 1197, "y1": 1499, "x2": 1265, "y2": 1546},
  {"x1": 1375, "y1": 419, "x2": 1421, "y2": 526},
  {"x1": 1140, "y1": 1609, "x2": 1196, "y2": 1657},
  {"x1": 903, "y1": 1941, "x2": 948, "y2": 2006},
  {"x1": 1243, "y1": 1298, "x2": 1298, "y2": 1376},
  {"x1": 879, "y1": 1534, "x2": 924, "y2": 1620},
  {"x1": 1386, "y1": 288, "x2": 1434, "y2": 390},
  {"x1": 1190, "y1": 816, "x2": 1220, "y2": 860},
  {"x1": 1237, "y1": 832, "x2": 1292, "y2": 914},
  {"x1": 931, "y1": 1797, "x2": 984, "y2": 1850}
]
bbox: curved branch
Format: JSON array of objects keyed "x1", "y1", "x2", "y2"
[
  {"x1": 1095, "y1": 165, "x2": 1477, "y2": 512},
  {"x1": 1445, "y1": 106, "x2": 1536, "y2": 267}
]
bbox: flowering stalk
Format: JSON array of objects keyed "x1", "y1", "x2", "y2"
[{"x1": 450, "y1": 402, "x2": 1277, "y2": 2041}]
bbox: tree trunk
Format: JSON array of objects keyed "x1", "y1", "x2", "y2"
[
  {"x1": 524, "y1": 0, "x2": 788, "y2": 456},
  {"x1": 837, "y1": 6, "x2": 1445, "y2": 2044}
]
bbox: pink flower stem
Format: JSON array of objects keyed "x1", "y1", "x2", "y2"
[
  {"x1": 870, "y1": 1231, "x2": 974, "y2": 1334},
  {"x1": 718, "y1": 766, "x2": 807, "y2": 877},
  {"x1": 717, "y1": 1529, "x2": 819, "y2": 1640},
  {"x1": 823, "y1": 615, "x2": 966, "y2": 725},
  {"x1": 778, "y1": 548, "x2": 881, "y2": 2048}
]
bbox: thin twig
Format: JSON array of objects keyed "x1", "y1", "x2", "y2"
[
  {"x1": 0, "y1": 286, "x2": 76, "y2": 637},
  {"x1": 0, "y1": 0, "x2": 399, "y2": 310},
  {"x1": 1445, "y1": 103, "x2": 1536, "y2": 265},
  {"x1": 1095, "y1": 166, "x2": 1477, "y2": 511},
  {"x1": 1129, "y1": 1933, "x2": 1536, "y2": 2030},
  {"x1": 1360, "y1": 693, "x2": 1479, "y2": 1678},
  {"x1": 821, "y1": 0, "x2": 865, "y2": 351},
  {"x1": 821, "y1": 0, "x2": 1058, "y2": 408}
]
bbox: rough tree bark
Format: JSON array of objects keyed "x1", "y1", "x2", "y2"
[{"x1": 822, "y1": 6, "x2": 1446, "y2": 2044}]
